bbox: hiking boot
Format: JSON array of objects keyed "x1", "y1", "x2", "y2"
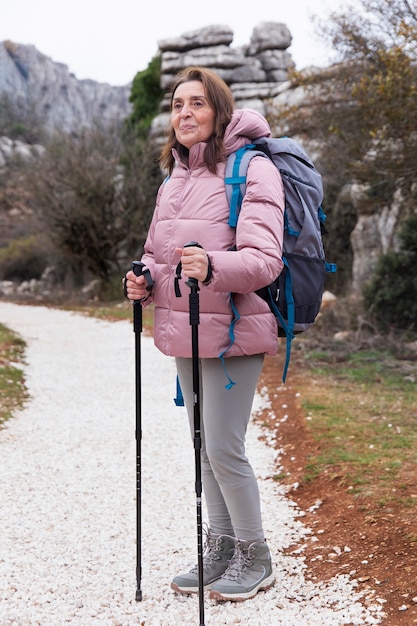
[
  {"x1": 209, "y1": 538, "x2": 274, "y2": 602},
  {"x1": 171, "y1": 529, "x2": 235, "y2": 594}
]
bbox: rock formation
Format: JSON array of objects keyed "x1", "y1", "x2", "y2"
[
  {"x1": 151, "y1": 22, "x2": 295, "y2": 143},
  {"x1": 0, "y1": 23, "x2": 296, "y2": 138},
  {"x1": 0, "y1": 40, "x2": 132, "y2": 133}
]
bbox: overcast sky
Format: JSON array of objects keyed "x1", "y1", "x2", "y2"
[{"x1": 1, "y1": 0, "x2": 345, "y2": 86}]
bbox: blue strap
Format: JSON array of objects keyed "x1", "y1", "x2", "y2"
[
  {"x1": 225, "y1": 171, "x2": 245, "y2": 228},
  {"x1": 326, "y1": 261, "x2": 337, "y2": 273},
  {"x1": 318, "y1": 205, "x2": 327, "y2": 222},
  {"x1": 267, "y1": 257, "x2": 294, "y2": 383},
  {"x1": 218, "y1": 294, "x2": 239, "y2": 390},
  {"x1": 282, "y1": 258, "x2": 295, "y2": 382},
  {"x1": 174, "y1": 375, "x2": 184, "y2": 406},
  {"x1": 174, "y1": 297, "x2": 239, "y2": 397},
  {"x1": 284, "y1": 209, "x2": 300, "y2": 237},
  {"x1": 222, "y1": 146, "x2": 256, "y2": 390},
  {"x1": 225, "y1": 144, "x2": 255, "y2": 227}
]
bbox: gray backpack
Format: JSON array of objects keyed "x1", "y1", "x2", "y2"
[{"x1": 225, "y1": 136, "x2": 337, "y2": 382}]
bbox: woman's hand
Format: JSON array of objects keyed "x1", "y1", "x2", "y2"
[
  {"x1": 176, "y1": 246, "x2": 210, "y2": 283},
  {"x1": 124, "y1": 270, "x2": 150, "y2": 302}
]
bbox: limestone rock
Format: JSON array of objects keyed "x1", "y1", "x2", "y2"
[
  {"x1": 153, "y1": 22, "x2": 295, "y2": 135},
  {"x1": 0, "y1": 40, "x2": 132, "y2": 134},
  {"x1": 248, "y1": 22, "x2": 293, "y2": 54},
  {"x1": 158, "y1": 25, "x2": 234, "y2": 52},
  {"x1": 0, "y1": 136, "x2": 44, "y2": 167}
]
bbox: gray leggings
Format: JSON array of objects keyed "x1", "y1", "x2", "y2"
[{"x1": 175, "y1": 354, "x2": 265, "y2": 541}]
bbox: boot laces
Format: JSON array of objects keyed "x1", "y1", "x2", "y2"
[
  {"x1": 190, "y1": 526, "x2": 228, "y2": 573},
  {"x1": 221, "y1": 540, "x2": 253, "y2": 581}
]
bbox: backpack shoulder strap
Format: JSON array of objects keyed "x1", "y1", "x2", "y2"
[{"x1": 225, "y1": 144, "x2": 269, "y2": 227}]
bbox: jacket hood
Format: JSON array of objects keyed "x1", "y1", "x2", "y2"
[{"x1": 223, "y1": 108, "x2": 272, "y2": 155}]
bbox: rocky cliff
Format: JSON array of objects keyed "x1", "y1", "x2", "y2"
[
  {"x1": 0, "y1": 22, "x2": 296, "y2": 137},
  {"x1": 0, "y1": 40, "x2": 132, "y2": 133}
]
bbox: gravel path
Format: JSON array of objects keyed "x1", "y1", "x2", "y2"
[{"x1": 0, "y1": 302, "x2": 385, "y2": 626}]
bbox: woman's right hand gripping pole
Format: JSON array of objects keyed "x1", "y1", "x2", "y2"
[{"x1": 124, "y1": 262, "x2": 154, "y2": 303}]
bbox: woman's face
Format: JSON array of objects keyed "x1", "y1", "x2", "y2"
[{"x1": 171, "y1": 80, "x2": 216, "y2": 149}]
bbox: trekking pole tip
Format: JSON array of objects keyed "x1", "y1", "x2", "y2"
[{"x1": 135, "y1": 589, "x2": 143, "y2": 602}]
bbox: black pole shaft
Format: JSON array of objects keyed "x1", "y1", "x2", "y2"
[
  {"x1": 133, "y1": 300, "x2": 143, "y2": 602},
  {"x1": 187, "y1": 279, "x2": 205, "y2": 626},
  {"x1": 129, "y1": 260, "x2": 153, "y2": 603}
]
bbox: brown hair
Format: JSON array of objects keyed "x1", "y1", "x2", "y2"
[{"x1": 159, "y1": 66, "x2": 235, "y2": 175}]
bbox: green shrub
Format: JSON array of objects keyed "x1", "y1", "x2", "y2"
[
  {"x1": 0, "y1": 235, "x2": 48, "y2": 281},
  {"x1": 363, "y1": 213, "x2": 417, "y2": 333}
]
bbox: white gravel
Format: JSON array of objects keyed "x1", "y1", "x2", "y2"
[{"x1": 0, "y1": 302, "x2": 386, "y2": 626}]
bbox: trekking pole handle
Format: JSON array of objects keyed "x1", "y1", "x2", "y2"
[
  {"x1": 131, "y1": 261, "x2": 154, "y2": 294},
  {"x1": 130, "y1": 262, "x2": 154, "y2": 334},
  {"x1": 183, "y1": 241, "x2": 202, "y2": 290},
  {"x1": 181, "y1": 243, "x2": 201, "y2": 328}
]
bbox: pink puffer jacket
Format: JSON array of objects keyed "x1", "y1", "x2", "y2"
[{"x1": 141, "y1": 108, "x2": 285, "y2": 359}]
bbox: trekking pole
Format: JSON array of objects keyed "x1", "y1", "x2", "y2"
[
  {"x1": 184, "y1": 243, "x2": 205, "y2": 626},
  {"x1": 130, "y1": 260, "x2": 153, "y2": 602}
]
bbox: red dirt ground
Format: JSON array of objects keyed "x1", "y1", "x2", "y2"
[{"x1": 257, "y1": 354, "x2": 417, "y2": 626}]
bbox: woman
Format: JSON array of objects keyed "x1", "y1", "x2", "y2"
[{"x1": 125, "y1": 66, "x2": 284, "y2": 602}]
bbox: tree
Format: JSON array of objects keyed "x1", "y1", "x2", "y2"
[
  {"x1": 276, "y1": 0, "x2": 417, "y2": 300},
  {"x1": 0, "y1": 93, "x2": 47, "y2": 144},
  {"x1": 363, "y1": 213, "x2": 417, "y2": 333},
  {"x1": 121, "y1": 56, "x2": 167, "y2": 257},
  {"x1": 26, "y1": 123, "x2": 162, "y2": 288},
  {"x1": 290, "y1": 0, "x2": 417, "y2": 194},
  {"x1": 119, "y1": 128, "x2": 163, "y2": 262},
  {"x1": 127, "y1": 56, "x2": 164, "y2": 139},
  {"x1": 0, "y1": 55, "x2": 166, "y2": 297}
]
